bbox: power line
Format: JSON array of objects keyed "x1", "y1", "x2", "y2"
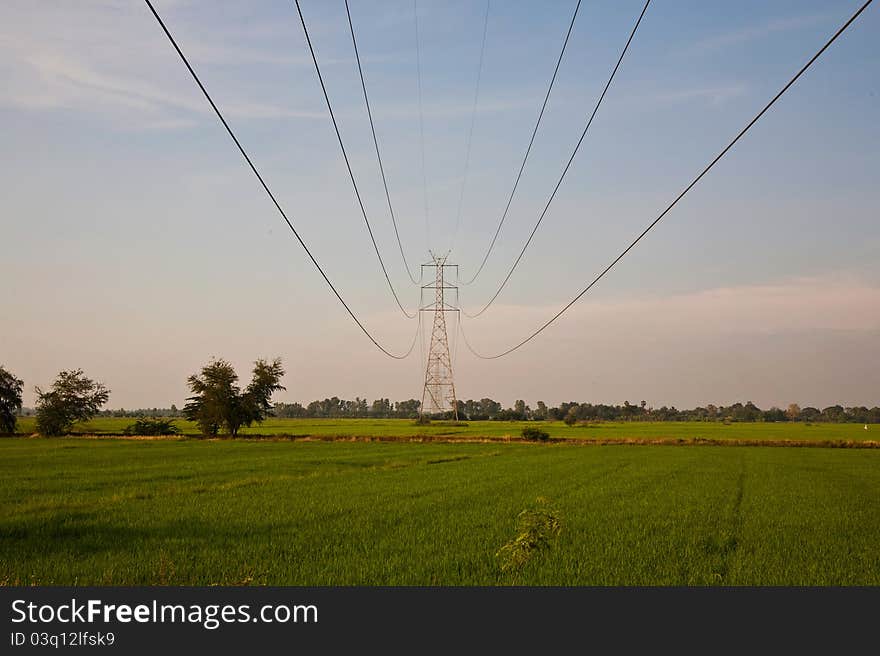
[
  {"x1": 464, "y1": 0, "x2": 651, "y2": 317},
  {"x1": 402, "y1": 310, "x2": 422, "y2": 359},
  {"x1": 344, "y1": 0, "x2": 420, "y2": 285},
  {"x1": 461, "y1": 0, "x2": 873, "y2": 359},
  {"x1": 414, "y1": 0, "x2": 431, "y2": 250},
  {"x1": 294, "y1": 0, "x2": 417, "y2": 319},
  {"x1": 142, "y1": 0, "x2": 416, "y2": 359},
  {"x1": 450, "y1": 0, "x2": 491, "y2": 253},
  {"x1": 461, "y1": 0, "x2": 582, "y2": 286}
]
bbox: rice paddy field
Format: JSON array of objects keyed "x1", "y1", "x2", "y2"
[
  {"x1": 2, "y1": 435, "x2": 879, "y2": 585},
  {"x1": 11, "y1": 416, "x2": 877, "y2": 442}
]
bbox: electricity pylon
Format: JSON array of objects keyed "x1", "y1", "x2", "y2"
[{"x1": 420, "y1": 252, "x2": 459, "y2": 419}]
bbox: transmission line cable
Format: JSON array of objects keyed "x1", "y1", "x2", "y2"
[
  {"x1": 344, "y1": 0, "x2": 420, "y2": 285},
  {"x1": 450, "y1": 0, "x2": 491, "y2": 253},
  {"x1": 463, "y1": 0, "x2": 651, "y2": 316},
  {"x1": 414, "y1": 0, "x2": 431, "y2": 250},
  {"x1": 461, "y1": 0, "x2": 582, "y2": 285},
  {"x1": 143, "y1": 0, "x2": 417, "y2": 359},
  {"x1": 451, "y1": 310, "x2": 462, "y2": 372},
  {"x1": 294, "y1": 0, "x2": 416, "y2": 318},
  {"x1": 461, "y1": 0, "x2": 873, "y2": 359}
]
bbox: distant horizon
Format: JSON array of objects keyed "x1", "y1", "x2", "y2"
[{"x1": 15, "y1": 396, "x2": 880, "y2": 415}]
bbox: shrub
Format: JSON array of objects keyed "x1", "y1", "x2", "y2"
[
  {"x1": 496, "y1": 498, "x2": 562, "y2": 572},
  {"x1": 521, "y1": 427, "x2": 549, "y2": 442},
  {"x1": 413, "y1": 415, "x2": 431, "y2": 426},
  {"x1": 563, "y1": 409, "x2": 578, "y2": 427},
  {"x1": 123, "y1": 417, "x2": 179, "y2": 436}
]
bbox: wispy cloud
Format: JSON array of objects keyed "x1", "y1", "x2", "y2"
[
  {"x1": 614, "y1": 81, "x2": 748, "y2": 111},
  {"x1": 653, "y1": 83, "x2": 749, "y2": 107},
  {"x1": 687, "y1": 13, "x2": 831, "y2": 54},
  {"x1": 0, "y1": 1, "x2": 328, "y2": 130},
  {"x1": 5, "y1": 51, "x2": 324, "y2": 126},
  {"x1": 463, "y1": 274, "x2": 880, "y2": 342},
  {"x1": 377, "y1": 96, "x2": 537, "y2": 120}
]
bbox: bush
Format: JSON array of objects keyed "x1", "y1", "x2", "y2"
[
  {"x1": 496, "y1": 497, "x2": 562, "y2": 572},
  {"x1": 521, "y1": 427, "x2": 549, "y2": 442},
  {"x1": 413, "y1": 415, "x2": 431, "y2": 426},
  {"x1": 123, "y1": 417, "x2": 179, "y2": 436},
  {"x1": 563, "y1": 409, "x2": 578, "y2": 427}
]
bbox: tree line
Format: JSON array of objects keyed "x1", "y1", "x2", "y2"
[
  {"x1": 2, "y1": 361, "x2": 878, "y2": 438},
  {"x1": 272, "y1": 398, "x2": 880, "y2": 424}
]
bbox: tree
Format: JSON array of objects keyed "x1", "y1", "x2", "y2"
[
  {"x1": 533, "y1": 401, "x2": 548, "y2": 421},
  {"x1": 0, "y1": 365, "x2": 24, "y2": 433},
  {"x1": 34, "y1": 369, "x2": 110, "y2": 436},
  {"x1": 762, "y1": 407, "x2": 786, "y2": 422},
  {"x1": 370, "y1": 398, "x2": 392, "y2": 418},
  {"x1": 821, "y1": 405, "x2": 845, "y2": 422},
  {"x1": 479, "y1": 398, "x2": 502, "y2": 419},
  {"x1": 184, "y1": 357, "x2": 285, "y2": 436},
  {"x1": 786, "y1": 403, "x2": 801, "y2": 422},
  {"x1": 245, "y1": 358, "x2": 286, "y2": 429},
  {"x1": 394, "y1": 399, "x2": 421, "y2": 419}
]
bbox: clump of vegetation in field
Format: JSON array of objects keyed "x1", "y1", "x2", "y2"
[
  {"x1": 521, "y1": 427, "x2": 550, "y2": 442},
  {"x1": 413, "y1": 416, "x2": 431, "y2": 426},
  {"x1": 123, "y1": 417, "x2": 179, "y2": 436},
  {"x1": 496, "y1": 498, "x2": 562, "y2": 572}
]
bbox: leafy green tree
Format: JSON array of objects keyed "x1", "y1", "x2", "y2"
[
  {"x1": 35, "y1": 369, "x2": 110, "y2": 436},
  {"x1": 0, "y1": 365, "x2": 24, "y2": 433},
  {"x1": 184, "y1": 357, "x2": 285, "y2": 436}
]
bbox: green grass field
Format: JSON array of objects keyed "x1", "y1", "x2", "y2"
[
  {"x1": 12, "y1": 416, "x2": 877, "y2": 442},
  {"x1": 2, "y1": 437, "x2": 878, "y2": 585}
]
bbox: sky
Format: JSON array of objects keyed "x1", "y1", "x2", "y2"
[{"x1": 1, "y1": 0, "x2": 878, "y2": 410}]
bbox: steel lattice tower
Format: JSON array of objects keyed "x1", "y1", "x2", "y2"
[{"x1": 420, "y1": 252, "x2": 459, "y2": 419}]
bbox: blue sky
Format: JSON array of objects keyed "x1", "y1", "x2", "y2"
[{"x1": 1, "y1": 0, "x2": 878, "y2": 409}]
